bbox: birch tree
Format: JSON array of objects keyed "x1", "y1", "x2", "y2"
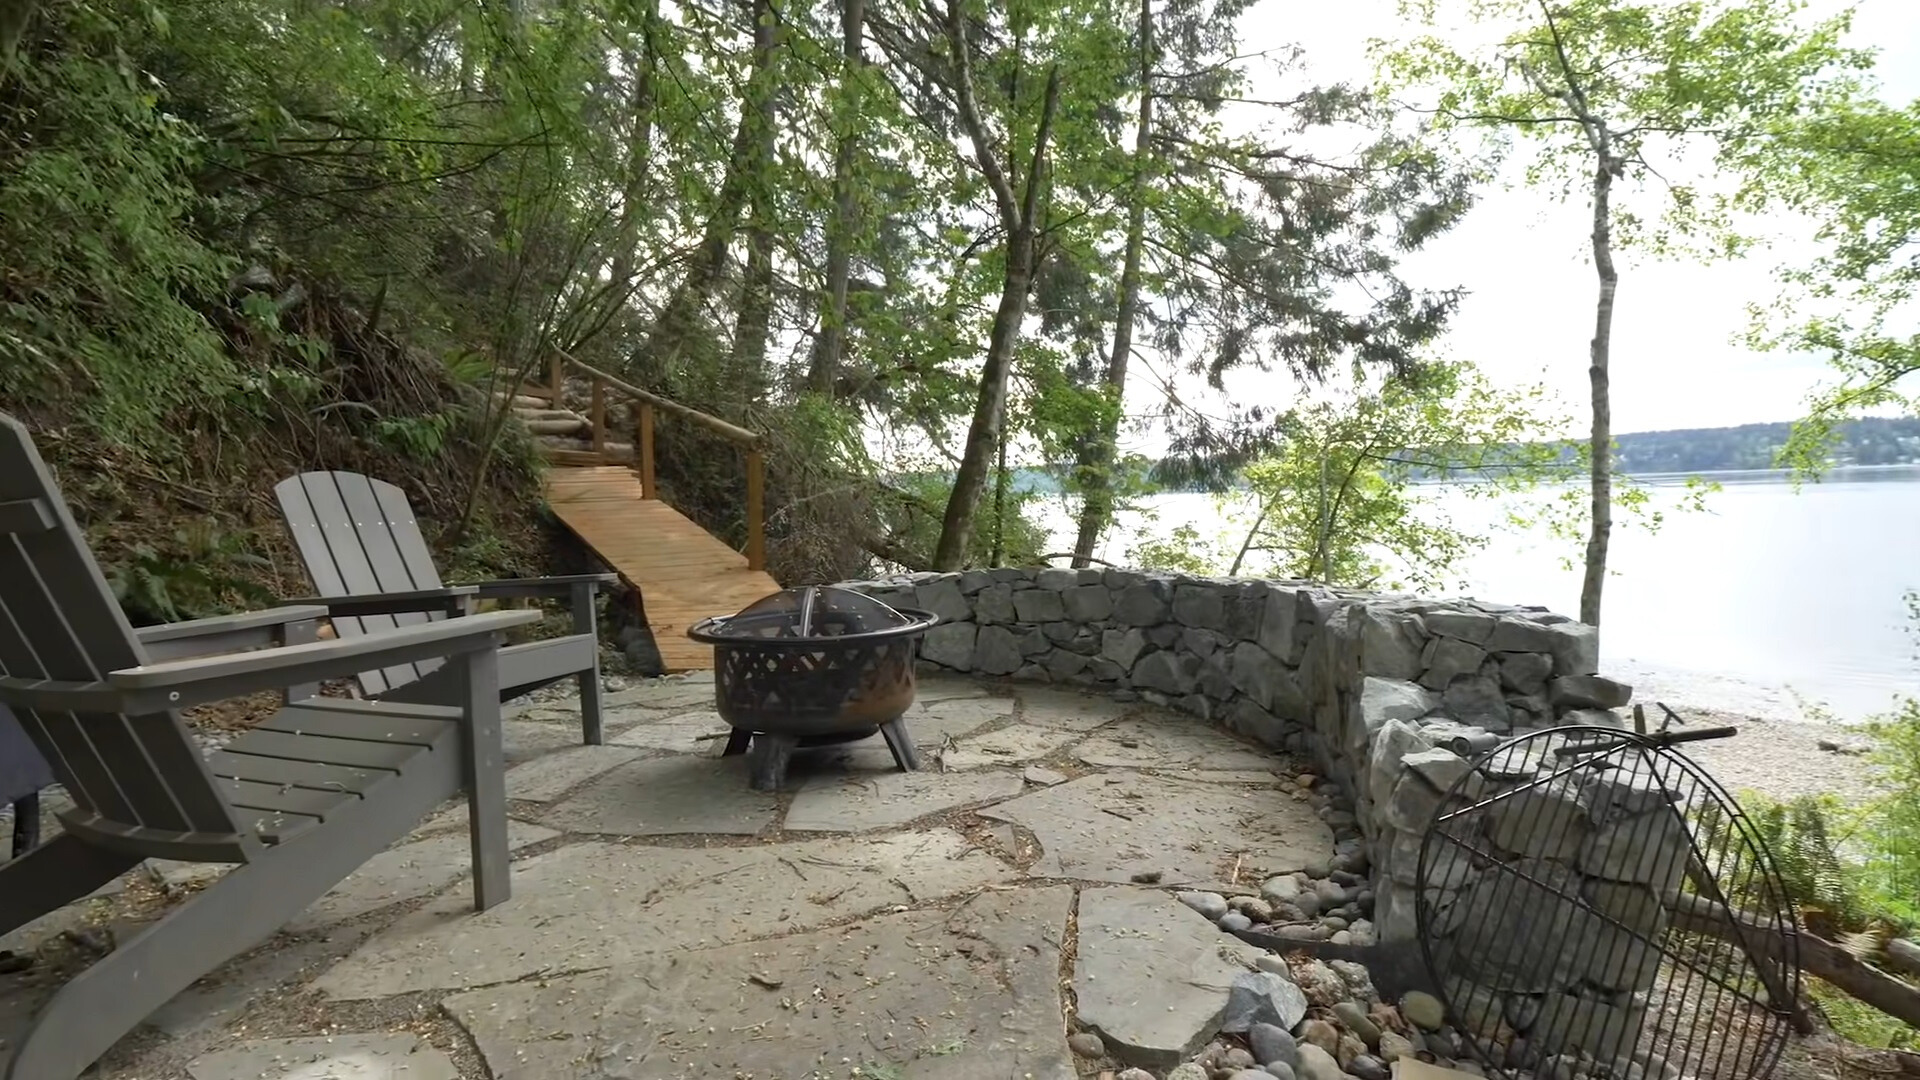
[{"x1": 1381, "y1": 0, "x2": 1857, "y2": 627}]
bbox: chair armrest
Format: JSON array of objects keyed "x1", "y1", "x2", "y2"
[
  {"x1": 463, "y1": 574, "x2": 618, "y2": 600},
  {"x1": 0, "y1": 610, "x2": 541, "y2": 717},
  {"x1": 135, "y1": 605, "x2": 331, "y2": 662},
  {"x1": 287, "y1": 586, "x2": 479, "y2": 619}
]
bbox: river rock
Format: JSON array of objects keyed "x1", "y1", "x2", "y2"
[
  {"x1": 1117, "y1": 1071, "x2": 1156, "y2": 1080},
  {"x1": 1221, "y1": 911, "x2": 1253, "y2": 932},
  {"x1": 1250, "y1": 1022, "x2": 1299, "y2": 1068},
  {"x1": 1400, "y1": 991, "x2": 1445, "y2": 1031},
  {"x1": 1350, "y1": 1054, "x2": 1389, "y2": 1080},
  {"x1": 1333, "y1": 1001, "x2": 1381, "y2": 1045},
  {"x1": 1232, "y1": 896, "x2": 1275, "y2": 922},
  {"x1": 1068, "y1": 1031, "x2": 1105, "y2": 1058},
  {"x1": 1336, "y1": 1033, "x2": 1366, "y2": 1067},
  {"x1": 1378, "y1": 1033, "x2": 1415, "y2": 1063},
  {"x1": 1266, "y1": 1064, "x2": 1298, "y2": 1080},
  {"x1": 1263, "y1": 875, "x2": 1303, "y2": 904},
  {"x1": 1297, "y1": 1018, "x2": 1340, "y2": 1055},
  {"x1": 1296, "y1": 1044, "x2": 1345, "y2": 1080},
  {"x1": 1168, "y1": 1065, "x2": 1209, "y2": 1080},
  {"x1": 1179, "y1": 891, "x2": 1229, "y2": 921}
]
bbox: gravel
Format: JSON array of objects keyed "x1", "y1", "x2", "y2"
[{"x1": 1656, "y1": 705, "x2": 1879, "y2": 802}]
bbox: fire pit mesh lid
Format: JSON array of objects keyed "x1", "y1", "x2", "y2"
[{"x1": 716, "y1": 585, "x2": 918, "y2": 640}]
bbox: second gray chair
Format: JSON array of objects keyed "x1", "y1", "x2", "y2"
[{"x1": 275, "y1": 471, "x2": 614, "y2": 743}]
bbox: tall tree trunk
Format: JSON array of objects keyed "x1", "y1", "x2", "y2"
[
  {"x1": 930, "y1": 19, "x2": 1062, "y2": 570},
  {"x1": 608, "y1": 0, "x2": 660, "y2": 289},
  {"x1": 729, "y1": 0, "x2": 779, "y2": 400},
  {"x1": 1070, "y1": 0, "x2": 1153, "y2": 567},
  {"x1": 806, "y1": 0, "x2": 866, "y2": 396},
  {"x1": 1581, "y1": 157, "x2": 1617, "y2": 628},
  {"x1": 629, "y1": 0, "x2": 780, "y2": 382}
]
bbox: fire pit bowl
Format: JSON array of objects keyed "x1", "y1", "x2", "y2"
[{"x1": 687, "y1": 586, "x2": 940, "y2": 790}]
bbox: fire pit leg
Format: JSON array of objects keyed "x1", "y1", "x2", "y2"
[
  {"x1": 721, "y1": 729, "x2": 753, "y2": 757},
  {"x1": 747, "y1": 733, "x2": 798, "y2": 791},
  {"x1": 879, "y1": 719, "x2": 921, "y2": 772}
]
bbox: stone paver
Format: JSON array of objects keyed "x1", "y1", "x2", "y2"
[
  {"x1": 601, "y1": 679, "x2": 718, "y2": 712},
  {"x1": 1018, "y1": 686, "x2": 1133, "y2": 730},
  {"x1": 981, "y1": 771, "x2": 1333, "y2": 887},
  {"x1": 313, "y1": 829, "x2": 1017, "y2": 999},
  {"x1": 534, "y1": 754, "x2": 779, "y2": 836},
  {"x1": 939, "y1": 725, "x2": 1080, "y2": 769},
  {"x1": 1074, "y1": 886, "x2": 1265, "y2": 1067},
  {"x1": 608, "y1": 708, "x2": 734, "y2": 753},
  {"x1": 500, "y1": 720, "x2": 584, "y2": 765},
  {"x1": 784, "y1": 768, "x2": 1026, "y2": 832},
  {"x1": 149, "y1": 924, "x2": 377, "y2": 1039},
  {"x1": 186, "y1": 1034, "x2": 457, "y2": 1080},
  {"x1": 504, "y1": 743, "x2": 646, "y2": 802},
  {"x1": 783, "y1": 695, "x2": 1013, "y2": 773},
  {"x1": 16, "y1": 674, "x2": 1344, "y2": 1080},
  {"x1": 444, "y1": 885, "x2": 1076, "y2": 1080},
  {"x1": 287, "y1": 820, "x2": 557, "y2": 932},
  {"x1": 1075, "y1": 717, "x2": 1287, "y2": 773}
]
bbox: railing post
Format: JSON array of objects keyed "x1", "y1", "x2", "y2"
[
  {"x1": 548, "y1": 353, "x2": 565, "y2": 407},
  {"x1": 636, "y1": 402, "x2": 657, "y2": 498},
  {"x1": 745, "y1": 448, "x2": 765, "y2": 572},
  {"x1": 590, "y1": 378, "x2": 607, "y2": 461}
]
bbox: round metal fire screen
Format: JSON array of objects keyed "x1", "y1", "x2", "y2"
[{"x1": 1415, "y1": 725, "x2": 1802, "y2": 1080}]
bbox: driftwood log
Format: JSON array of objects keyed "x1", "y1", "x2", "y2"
[
  {"x1": 1668, "y1": 893, "x2": 1920, "y2": 1031},
  {"x1": 1886, "y1": 939, "x2": 1920, "y2": 981}
]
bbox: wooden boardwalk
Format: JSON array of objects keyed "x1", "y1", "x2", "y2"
[{"x1": 543, "y1": 467, "x2": 778, "y2": 671}]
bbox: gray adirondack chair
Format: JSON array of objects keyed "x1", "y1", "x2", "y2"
[
  {"x1": 0, "y1": 413, "x2": 539, "y2": 1080},
  {"x1": 274, "y1": 471, "x2": 611, "y2": 745}
]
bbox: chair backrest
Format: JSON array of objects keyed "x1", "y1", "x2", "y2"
[
  {"x1": 274, "y1": 471, "x2": 449, "y2": 696},
  {"x1": 0, "y1": 413, "x2": 246, "y2": 848}
]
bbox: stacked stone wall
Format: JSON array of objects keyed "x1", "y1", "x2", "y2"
[{"x1": 838, "y1": 568, "x2": 1637, "y2": 938}]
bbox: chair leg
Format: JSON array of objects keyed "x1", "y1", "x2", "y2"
[
  {"x1": 11, "y1": 794, "x2": 39, "y2": 859},
  {"x1": 4, "y1": 829, "x2": 389, "y2": 1080},
  {"x1": 0, "y1": 832, "x2": 135, "y2": 938},
  {"x1": 572, "y1": 581, "x2": 605, "y2": 746},
  {"x1": 459, "y1": 647, "x2": 510, "y2": 911}
]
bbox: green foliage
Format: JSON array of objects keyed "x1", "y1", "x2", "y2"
[
  {"x1": 0, "y1": 0, "x2": 238, "y2": 448},
  {"x1": 106, "y1": 525, "x2": 274, "y2": 624},
  {"x1": 1236, "y1": 360, "x2": 1577, "y2": 591},
  {"x1": 1378, "y1": 0, "x2": 1865, "y2": 254},
  {"x1": 1725, "y1": 96, "x2": 1920, "y2": 478}
]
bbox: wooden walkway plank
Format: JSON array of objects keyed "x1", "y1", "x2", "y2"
[{"x1": 542, "y1": 467, "x2": 778, "y2": 672}]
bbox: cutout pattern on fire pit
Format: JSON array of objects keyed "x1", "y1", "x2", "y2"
[{"x1": 688, "y1": 586, "x2": 939, "y2": 790}]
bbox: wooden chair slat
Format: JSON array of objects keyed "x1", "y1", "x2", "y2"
[
  {"x1": 330, "y1": 472, "x2": 445, "y2": 685},
  {"x1": 204, "y1": 751, "x2": 391, "y2": 795},
  {"x1": 219, "y1": 778, "x2": 357, "y2": 820},
  {"x1": 219, "y1": 730, "x2": 422, "y2": 771},
  {"x1": 0, "y1": 420, "x2": 238, "y2": 837},
  {"x1": 254, "y1": 709, "x2": 453, "y2": 748}
]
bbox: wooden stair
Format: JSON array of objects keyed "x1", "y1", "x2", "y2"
[{"x1": 544, "y1": 469, "x2": 777, "y2": 672}]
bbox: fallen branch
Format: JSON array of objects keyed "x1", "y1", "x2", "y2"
[{"x1": 1667, "y1": 892, "x2": 1920, "y2": 1030}]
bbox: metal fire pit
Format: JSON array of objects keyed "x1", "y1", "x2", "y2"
[{"x1": 687, "y1": 586, "x2": 939, "y2": 791}]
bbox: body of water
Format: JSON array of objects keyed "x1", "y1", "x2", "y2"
[{"x1": 1040, "y1": 467, "x2": 1920, "y2": 723}]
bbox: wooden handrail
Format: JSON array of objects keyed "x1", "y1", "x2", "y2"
[
  {"x1": 544, "y1": 354, "x2": 766, "y2": 572},
  {"x1": 560, "y1": 356, "x2": 761, "y2": 446}
]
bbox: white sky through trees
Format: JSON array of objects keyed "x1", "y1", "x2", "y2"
[{"x1": 1175, "y1": 0, "x2": 1920, "y2": 443}]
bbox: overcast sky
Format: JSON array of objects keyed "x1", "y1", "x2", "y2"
[{"x1": 1146, "y1": 0, "x2": 1920, "y2": 440}]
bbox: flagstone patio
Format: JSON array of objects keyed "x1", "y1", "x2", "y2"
[{"x1": 0, "y1": 674, "x2": 1338, "y2": 1080}]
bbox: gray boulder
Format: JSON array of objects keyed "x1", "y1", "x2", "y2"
[{"x1": 1221, "y1": 971, "x2": 1309, "y2": 1034}]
